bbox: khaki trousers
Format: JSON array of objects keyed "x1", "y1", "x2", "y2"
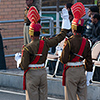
[
  {"x1": 64, "y1": 66, "x2": 87, "y2": 100},
  {"x1": 26, "y1": 68, "x2": 47, "y2": 100},
  {"x1": 23, "y1": 24, "x2": 31, "y2": 45}
]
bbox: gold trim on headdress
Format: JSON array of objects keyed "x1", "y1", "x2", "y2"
[
  {"x1": 29, "y1": 28, "x2": 34, "y2": 36},
  {"x1": 71, "y1": 24, "x2": 77, "y2": 30}
]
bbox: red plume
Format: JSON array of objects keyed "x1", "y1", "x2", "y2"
[
  {"x1": 71, "y1": 2, "x2": 86, "y2": 19},
  {"x1": 27, "y1": 6, "x2": 40, "y2": 23}
]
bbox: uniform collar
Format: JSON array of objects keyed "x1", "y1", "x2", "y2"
[
  {"x1": 32, "y1": 37, "x2": 39, "y2": 41},
  {"x1": 73, "y1": 34, "x2": 82, "y2": 38}
]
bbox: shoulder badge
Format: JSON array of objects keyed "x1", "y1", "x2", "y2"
[{"x1": 41, "y1": 36, "x2": 46, "y2": 40}]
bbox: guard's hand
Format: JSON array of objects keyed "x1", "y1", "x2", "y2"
[
  {"x1": 15, "y1": 53, "x2": 21, "y2": 61},
  {"x1": 86, "y1": 72, "x2": 93, "y2": 86},
  {"x1": 15, "y1": 53, "x2": 21, "y2": 69},
  {"x1": 61, "y1": 8, "x2": 69, "y2": 19},
  {"x1": 61, "y1": 8, "x2": 71, "y2": 29}
]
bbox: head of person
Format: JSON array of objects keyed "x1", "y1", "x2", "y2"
[
  {"x1": 26, "y1": 0, "x2": 33, "y2": 7},
  {"x1": 72, "y1": 19, "x2": 84, "y2": 34},
  {"x1": 29, "y1": 23, "x2": 41, "y2": 40},
  {"x1": 71, "y1": 2, "x2": 86, "y2": 35},
  {"x1": 88, "y1": 6, "x2": 99, "y2": 17},
  {"x1": 91, "y1": 14, "x2": 100, "y2": 24},
  {"x1": 65, "y1": 3, "x2": 73, "y2": 11}
]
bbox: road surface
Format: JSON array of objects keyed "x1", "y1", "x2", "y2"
[{"x1": 0, "y1": 87, "x2": 64, "y2": 100}]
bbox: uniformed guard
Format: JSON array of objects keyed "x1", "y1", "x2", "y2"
[
  {"x1": 60, "y1": 2, "x2": 93, "y2": 100},
  {"x1": 19, "y1": 6, "x2": 71, "y2": 100}
]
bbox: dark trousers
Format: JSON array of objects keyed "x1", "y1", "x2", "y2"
[
  {"x1": 48, "y1": 61, "x2": 63, "y2": 76},
  {"x1": 93, "y1": 67, "x2": 100, "y2": 82}
]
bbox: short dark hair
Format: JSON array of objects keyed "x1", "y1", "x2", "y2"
[
  {"x1": 66, "y1": 3, "x2": 73, "y2": 9},
  {"x1": 34, "y1": 31, "x2": 40, "y2": 36},
  {"x1": 93, "y1": 14, "x2": 100, "y2": 20},
  {"x1": 76, "y1": 25, "x2": 84, "y2": 33},
  {"x1": 68, "y1": 11, "x2": 73, "y2": 17},
  {"x1": 89, "y1": 6, "x2": 99, "y2": 13}
]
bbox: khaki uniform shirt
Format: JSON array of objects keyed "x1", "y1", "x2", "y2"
[
  {"x1": 60, "y1": 35, "x2": 93, "y2": 71},
  {"x1": 20, "y1": 29, "x2": 67, "y2": 70}
]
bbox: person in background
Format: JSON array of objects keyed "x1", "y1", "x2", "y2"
[
  {"x1": 65, "y1": 3, "x2": 73, "y2": 11},
  {"x1": 82, "y1": 6, "x2": 99, "y2": 38},
  {"x1": 90, "y1": 13, "x2": 100, "y2": 82},
  {"x1": 60, "y1": 2, "x2": 93, "y2": 100},
  {"x1": 19, "y1": 6, "x2": 71, "y2": 100},
  {"x1": 23, "y1": 0, "x2": 40, "y2": 45},
  {"x1": 90, "y1": 14, "x2": 100, "y2": 45}
]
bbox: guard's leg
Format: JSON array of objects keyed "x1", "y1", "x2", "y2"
[
  {"x1": 39, "y1": 69, "x2": 47, "y2": 100},
  {"x1": 64, "y1": 68, "x2": 78, "y2": 100},
  {"x1": 26, "y1": 70, "x2": 40, "y2": 100},
  {"x1": 77, "y1": 68, "x2": 87, "y2": 100}
]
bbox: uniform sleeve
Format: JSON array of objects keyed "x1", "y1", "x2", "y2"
[
  {"x1": 46, "y1": 29, "x2": 67, "y2": 47},
  {"x1": 19, "y1": 48, "x2": 30, "y2": 71},
  {"x1": 85, "y1": 41, "x2": 93, "y2": 72},
  {"x1": 60, "y1": 40, "x2": 70, "y2": 64}
]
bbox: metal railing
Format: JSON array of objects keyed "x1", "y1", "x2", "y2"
[
  {"x1": 0, "y1": 16, "x2": 54, "y2": 57},
  {"x1": 0, "y1": 17, "x2": 54, "y2": 37},
  {"x1": 0, "y1": 4, "x2": 97, "y2": 58},
  {"x1": 41, "y1": 4, "x2": 97, "y2": 31}
]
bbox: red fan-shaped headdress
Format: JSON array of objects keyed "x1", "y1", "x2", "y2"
[
  {"x1": 27, "y1": 6, "x2": 40, "y2": 23},
  {"x1": 71, "y1": 2, "x2": 86, "y2": 30},
  {"x1": 27, "y1": 6, "x2": 41, "y2": 36}
]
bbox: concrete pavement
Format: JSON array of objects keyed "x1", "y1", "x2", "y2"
[{"x1": 0, "y1": 69, "x2": 100, "y2": 100}]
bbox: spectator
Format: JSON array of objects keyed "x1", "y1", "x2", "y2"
[
  {"x1": 82, "y1": 6, "x2": 99, "y2": 38},
  {"x1": 90, "y1": 13, "x2": 100, "y2": 82},
  {"x1": 90, "y1": 14, "x2": 100, "y2": 45}
]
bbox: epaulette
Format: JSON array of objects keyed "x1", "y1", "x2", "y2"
[
  {"x1": 48, "y1": 37, "x2": 52, "y2": 40},
  {"x1": 41, "y1": 36, "x2": 46, "y2": 40},
  {"x1": 24, "y1": 46, "x2": 29, "y2": 52},
  {"x1": 22, "y1": 45, "x2": 26, "y2": 48},
  {"x1": 69, "y1": 35, "x2": 74, "y2": 39}
]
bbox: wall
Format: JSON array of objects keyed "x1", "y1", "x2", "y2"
[{"x1": 0, "y1": 0, "x2": 26, "y2": 69}]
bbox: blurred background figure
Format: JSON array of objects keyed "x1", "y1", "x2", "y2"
[
  {"x1": 90, "y1": 13, "x2": 100, "y2": 45},
  {"x1": 90, "y1": 13, "x2": 100, "y2": 82},
  {"x1": 82, "y1": 6, "x2": 99, "y2": 39},
  {"x1": 23, "y1": 0, "x2": 41, "y2": 45}
]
